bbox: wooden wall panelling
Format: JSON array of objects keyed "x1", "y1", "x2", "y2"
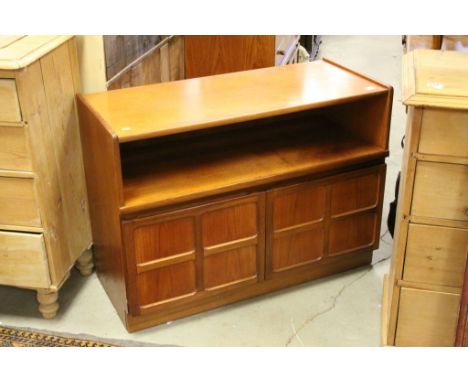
[
  {"x1": 106, "y1": 36, "x2": 184, "y2": 90},
  {"x1": 40, "y1": 42, "x2": 92, "y2": 273},
  {"x1": 103, "y1": 36, "x2": 163, "y2": 81},
  {"x1": 76, "y1": 95, "x2": 127, "y2": 323},
  {"x1": 169, "y1": 35, "x2": 184, "y2": 81}
]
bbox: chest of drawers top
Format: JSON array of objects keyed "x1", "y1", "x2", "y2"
[{"x1": 403, "y1": 49, "x2": 468, "y2": 109}]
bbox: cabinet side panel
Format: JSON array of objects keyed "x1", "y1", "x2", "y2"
[
  {"x1": 77, "y1": 95, "x2": 127, "y2": 323},
  {"x1": 15, "y1": 61, "x2": 69, "y2": 285},
  {"x1": 40, "y1": 41, "x2": 92, "y2": 271}
]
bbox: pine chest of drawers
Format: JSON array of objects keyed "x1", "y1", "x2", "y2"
[
  {"x1": 0, "y1": 36, "x2": 93, "y2": 318},
  {"x1": 383, "y1": 50, "x2": 468, "y2": 346}
]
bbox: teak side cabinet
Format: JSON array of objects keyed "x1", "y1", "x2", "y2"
[{"x1": 77, "y1": 60, "x2": 393, "y2": 332}]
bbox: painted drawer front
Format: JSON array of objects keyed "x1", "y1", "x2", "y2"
[
  {"x1": 412, "y1": 161, "x2": 468, "y2": 222},
  {"x1": 267, "y1": 165, "x2": 384, "y2": 277},
  {"x1": 395, "y1": 287, "x2": 460, "y2": 346},
  {"x1": 0, "y1": 230, "x2": 50, "y2": 289},
  {"x1": 0, "y1": 79, "x2": 21, "y2": 122},
  {"x1": 123, "y1": 194, "x2": 265, "y2": 315},
  {"x1": 403, "y1": 223, "x2": 468, "y2": 288},
  {"x1": 0, "y1": 176, "x2": 41, "y2": 227},
  {"x1": 419, "y1": 109, "x2": 468, "y2": 158},
  {"x1": 0, "y1": 124, "x2": 31, "y2": 171}
]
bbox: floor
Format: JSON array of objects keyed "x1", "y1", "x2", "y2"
[{"x1": 0, "y1": 36, "x2": 406, "y2": 346}]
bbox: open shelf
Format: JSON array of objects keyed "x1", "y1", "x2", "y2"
[{"x1": 120, "y1": 111, "x2": 387, "y2": 214}]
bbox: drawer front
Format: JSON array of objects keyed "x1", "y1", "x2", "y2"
[
  {"x1": 412, "y1": 161, "x2": 468, "y2": 222},
  {"x1": 123, "y1": 193, "x2": 265, "y2": 315},
  {"x1": 420, "y1": 109, "x2": 468, "y2": 158},
  {"x1": 0, "y1": 124, "x2": 32, "y2": 171},
  {"x1": 266, "y1": 165, "x2": 384, "y2": 277},
  {"x1": 403, "y1": 223, "x2": 468, "y2": 287},
  {"x1": 0, "y1": 230, "x2": 50, "y2": 288},
  {"x1": 0, "y1": 79, "x2": 21, "y2": 122},
  {"x1": 0, "y1": 177, "x2": 41, "y2": 227},
  {"x1": 395, "y1": 287, "x2": 460, "y2": 346}
]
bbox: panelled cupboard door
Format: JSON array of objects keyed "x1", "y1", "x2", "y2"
[
  {"x1": 123, "y1": 193, "x2": 265, "y2": 315},
  {"x1": 266, "y1": 165, "x2": 384, "y2": 278}
]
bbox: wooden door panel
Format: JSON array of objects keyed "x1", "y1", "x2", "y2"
[
  {"x1": 133, "y1": 217, "x2": 195, "y2": 263},
  {"x1": 201, "y1": 202, "x2": 257, "y2": 246},
  {"x1": 272, "y1": 227, "x2": 324, "y2": 272},
  {"x1": 136, "y1": 261, "x2": 196, "y2": 308},
  {"x1": 272, "y1": 184, "x2": 326, "y2": 229},
  {"x1": 329, "y1": 212, "x2": 377, "y2": 256},
  {"x1": 204, "y1": 246, "x2": 257, "y2": 290},
  {"x1": 201, "y1": 195, "x2": 264, "y2": 290},
  {"x1": 331, "y1": 171, "x2": 380, "y2": 217}
]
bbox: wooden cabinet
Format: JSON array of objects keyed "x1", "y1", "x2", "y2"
[
  {"x1": 184, "y1": 35, "x2": 300, "y2": 79},
  {"x1": 383, "y1": 50, "x2": 468, "y2": 346},
  {"x1": 78, "y1": 59, "x2": 392, "y2": 331},
  {"x1": 0, "y1": 36, "x2": 93, "y2": 318}
]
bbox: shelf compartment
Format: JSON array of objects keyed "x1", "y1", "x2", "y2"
[{"x1": 120, "y1": 114, "x2": 386, "y2": 214}]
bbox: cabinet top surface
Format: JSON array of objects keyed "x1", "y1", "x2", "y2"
[
  {"x1": 0, "y1": 35, "x2": 72, "y2": 70},
  {"x1": 81, "y1": 59, "x2": 389, "y2": 143},
  {"x1": 403, "y1": 49, "x2": 468, "y2": 109}
]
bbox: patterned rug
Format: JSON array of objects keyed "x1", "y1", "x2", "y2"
[{"x1": 0, "y1": 325, "x2": 115, "y2": 347}]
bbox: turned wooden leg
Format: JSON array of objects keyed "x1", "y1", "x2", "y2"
[
  {"x1": 37, "y1": 290, "x2": 59, "y2": 319},
  {"x1": 75, "y1": 249, "x2": 94, "y2": 276}
]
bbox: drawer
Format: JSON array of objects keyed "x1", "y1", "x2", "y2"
[
  {"x1": 0, "y1": 79, "x2": 21, "y2": 122},
  {"x1": 420, "y1": 109, "x2": 468, "y2": 158},
  {"x1": 0, "y1": 124, "x2": 32, "y2": 171},
  {"x1": 0, "y1": 176, "x2": 41, "y2": 227},
  {"x1": 403, "y1": 223, "x2": 468, "y2": 287},
  {"x1": 0, "y1": 230, "x2": 50, "y2": 289},
  {"x1": 395, "y1": 287, "x2": 460, "y2": 346},
  {"x1": 412, "y1": 161, "x2": 468, "y2": 222}
]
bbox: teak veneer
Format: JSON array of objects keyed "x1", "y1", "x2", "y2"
[{"x1": 77, "y1": 59, "x2": 393, "y2": 331}]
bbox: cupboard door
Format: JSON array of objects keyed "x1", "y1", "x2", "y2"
[
  {"x1": 266, "y1": 165, "x2": 384, "y2": 277},
  {"x1": 267, "y1": 183, "x2": 326, "y2": 276},
  {"x1": 124, "y1": 215, "x2": 198, "y2": 314},
  {"x1": 200, "y1": 195, "x2": 265, "y2": 291},
  {"x1": 123, "y1": 193, "x2": 265, "y2": 315}
]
